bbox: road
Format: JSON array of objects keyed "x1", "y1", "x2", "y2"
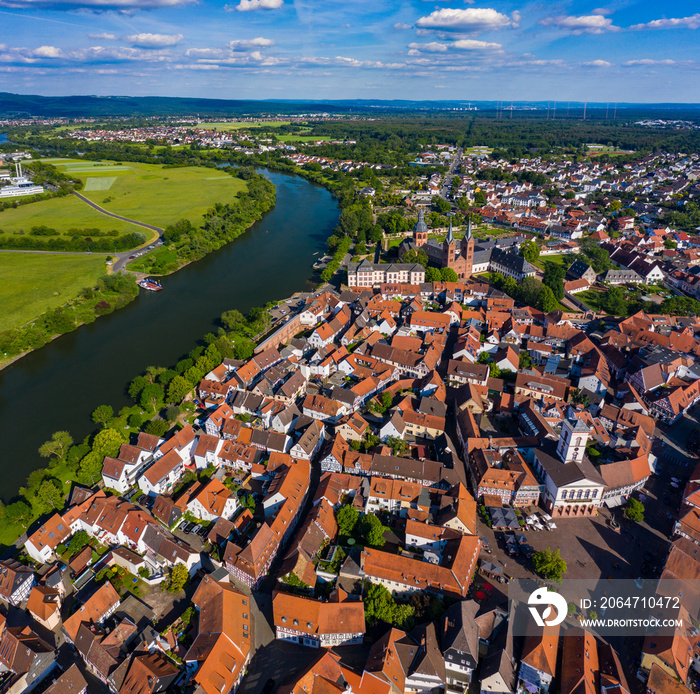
[
  {"x1": 439, "y1": 147, "x2": 463, "y2": 200},
  {"x1": 0, "y1": 194, "x2": 163, "y2": 274},
  {"x1": 71, "y1": 192, "x2": 164, "y2": 272}
]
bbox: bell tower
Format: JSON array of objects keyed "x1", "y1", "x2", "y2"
[
  {"x1": 556, "y1": 417, "x2": 591, "y2": 464},
  {"x1": 460, "y1": 217, "x2": 475, "y2": 279},
  {"x1": 413, "y1": 208, "x2": 428, "y2": 247},
  {"x1": 443, "y1": 218, "x2": 456, "y2": 268}
]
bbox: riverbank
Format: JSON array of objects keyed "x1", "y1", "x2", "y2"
[
  {"x1": 0, "y1": 169, "x2": 339, "y2": 509},
  {"x1": 0, "y1": 171, "x2": 275, "y2": 371}
]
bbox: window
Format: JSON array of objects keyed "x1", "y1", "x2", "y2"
[
  {"x1": 584, "y1": 490, "x2": 590, "y2": 499},
  {"x1": 561, "y1": 490, "x2": 567, "y2": 500},
  {"x1": 282, "y1": 616, "x2": 287, "y2": 623},
  {"x1": 592, "y1": 489, "x2": 598, "y2": 499},
  {"x1": 293, "y1": 619, "x2": 299, "y2": 626},
  {"x1": 242, "y1": 613, "x2": 248, "y2": 619},
  {"x1": 577, "y1": 490, "x2": 583, "y2": 499}
]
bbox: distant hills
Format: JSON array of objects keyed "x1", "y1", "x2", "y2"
[{"x1": 1, "y1": 92, "x2": 699, "y2": 119}]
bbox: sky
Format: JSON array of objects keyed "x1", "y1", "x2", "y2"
[{"x1": 0, "y1": 0, "x2": 699, "y2": 103}]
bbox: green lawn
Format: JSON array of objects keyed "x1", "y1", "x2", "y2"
[
  {"x1": 47, "y1": 159, "x2": 248, "y2": 230},
  {"x1": 0, "y1": 253, "x2": 107, "y2": 331},
  {"x1": 534, "y1": 254, "x2": 574, "y2": 271},
  {"x1": 0, "y1": 194, "x2": 149, "y2": 237},
  {"x1": 127, "y1": 245, "x2": 179, "y2": 274},
  {"x1": 577, "y1": 289, "x2": 608, "y2": 312}
]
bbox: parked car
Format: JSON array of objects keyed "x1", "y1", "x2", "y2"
[{"x1": 261, "y1": 680, "x2": 276, "y2": 694}]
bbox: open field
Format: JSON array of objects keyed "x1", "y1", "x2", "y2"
[
  {"x1": 0, "y1": 253, "x2": 107, "y2": 332},
  {"x1": 47, "y1": 159, "x2": 248, "y2": 229},
  {"x1": 0, "y1": 194, "x2": 147, "y2": 236},
  {"x1": 533, "y1": 253, "x2": 574, "y2": 271},
  {"x1": 197, "y1": 121, "x2": 292, "y2": 131}
]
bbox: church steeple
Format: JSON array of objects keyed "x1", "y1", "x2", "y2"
[
  {"x1": 460, "y1": 216, "x2": 475, "y2": 280},
  {"x1": 446, "y1": 217, "x2": 454, "y2": 245}
]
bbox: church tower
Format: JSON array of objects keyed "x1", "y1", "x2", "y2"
[
  {"x1": 556, "y1": 417, "x2": 591, "y2": 464},
  {"x1": 460, "y1": 217, "x2": 475, "y2": 280},
  {"x1": 443, "y1": 218, "x2": 456, "y2": 268},
  {"x1": 413, "y1": 208, "x2": 428, "y2": 248}
]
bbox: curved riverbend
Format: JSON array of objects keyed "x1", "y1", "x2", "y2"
[{"x1": 0, "y1": 169, "x2": 339, "y2": 501}]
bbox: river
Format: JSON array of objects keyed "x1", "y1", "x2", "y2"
[
  {"x1": 0, "y1": 134, "x2": 7, "y2": 144},
  {"x1": 0, "y1": 169, "x2": 338, "y2": 501}
]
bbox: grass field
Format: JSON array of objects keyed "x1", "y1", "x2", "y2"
[
  {"x1": 127, "y1": 245, "x2": 179, "y2": 273},
  {"x1": 0, "y1": 194, "x2": 147, "y2": 236},
  {"x1": 534, "y1": 254, "x2": 574, "y2": 271},
  {"x1": 46, "y1": 159, "x2": 248, "y2": 230},
  {"x1": 0, "y1": 253, "x2": 107, "y2": 331}
]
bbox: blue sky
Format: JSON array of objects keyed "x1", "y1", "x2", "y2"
[{"x1": 0, "y1": 0, "x2": 698, "y2": 102}]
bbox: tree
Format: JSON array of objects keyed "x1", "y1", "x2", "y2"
[
  {"x1": 519, "y1": 352, "x2": 532, "y2": 370},
  {"x1": 221, "y1": 309, "x2": 245, "y2": 331},
  {"x1": 128, "y1": 375, "x2": 148, "y2": 401},
  {"x1": 604, "y1": 286, "x2": 627, "y2": 316},
  {"x1": 401, "y1": 248, "x2": 429, "y2": 266},
  {"x1": 36, "y1": 479, "x2": 64, "y2": 513},
  {"x1": 540, "y1": 285, "x2": 558, "y2": 313},
  {"x1": 489, "y1": 363, "x2": 502, "y2": 378},
  {"x1": 165, "y1": 405, "x2": 181, "y2": 422},
  {"x1": 5, "y1": 500, "x2": 32, "y2": 528},
  {"x1": 69, "y1": 530, "x2": 91, "y2": 553},
  {"x1": 474, "y1": 190, "x2": 486, "y2": 206},
  {"x1": 425, "y1": 267, "x2": 441, "y2": 282},
  {"x1": 359, "y1": 514, "x2": 386, "y2": 547},
  {"x1": 166, "y1": 564, "x2": 189, "y2": 593},
  {"x1": 91, "y1": 405, "x2": 114, "y2": 429},
  {"x1": 441, "y1": 267, "x2": 459, "y2": 282},
  {"x1": 381, "y1": 390, "x2": 393, "y2": 411},
  {"x1": 625, "y1": 497, "x2": 645, "y2": 523},
  {"x1": 542, "y1": 263, "x2": 566, "y2": 301},
  {"x1": 532, "y1": 547, "x2": 567, "y2": 581},
  {"x1": 167, "y1": 375, "x2": 191, "y2": 404},
  {"x1": 140, "y1": 384, "x2": 165, "y2": 413},
  {"x1": 432, "y1": 196, "x2": 450, "y2": 214},
  {"x1": 92, "y1": 428, "x2": 125, "y2": 458},
  {"x1": 572, "y1": 389, "x2": 591, "y2": 407},
  {"x1": 145, "y1": 420, "x2": 169, "y2": 437},
  {"x1": 520, "y1": 240, "x2": 540, "y2": 263},
  {"x1": 336, "y1": 505, "x2": 359, "y2": 536},
  {"x1": 364, "y1": 583, "x2": 415, "y2": 630},
  {"x1": 38, "y1": 431, "x2": 73, "y2": 460},
  {"x1": 664, "y1": 239, "x2": 677, "y2": 250}
]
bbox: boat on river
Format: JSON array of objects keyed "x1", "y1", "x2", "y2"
[{"x1": 138, "y1": 278, "x2": 163, "y2": 292}]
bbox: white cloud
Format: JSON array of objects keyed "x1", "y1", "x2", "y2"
[
  {"x1": 88, "y1": 33, "x2": 118, "y2": 40},
  {"x1": 233, "y1": 0, "x2": 282, "y2": 11},
  {"x1": 582, "y1": 59, "x2": 613, "y2": 67},
  {"x1": 227, "y1": 37, "x2": 275, "y2": 50},
  {"x1": 407, "y1": 42, "x2": 448, "y2": 53},
  {"x1": 453, "y1": 38, "x2": 502, "y2": 50},
  {"x1": 415, "y1": 8, "x2": 514, "y2": 33},
  {"x1": 33, "y1": 45, "x2": 64, "y2": 58},
  {"x1": 0, "y1": 0, "x2": 194, "y2": 8},
  {"x1": 592, "y1": 8, "x2": 611, "y2": 15},
  {"x1": 126, "y1": 33, "x2": 183, "y2": 48},
  {"x1": 630, "y1": 14, "x2": 700, "y2": 31},
  {"x1": 622, "y1": 58, "x2": 676, "y2": 66},
  {"x1": 394, "y1": 22, "x2": 411, "y2": 30},
  {"x1": 539, "y1": 14, "x2": 619, "y2": 34}
]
